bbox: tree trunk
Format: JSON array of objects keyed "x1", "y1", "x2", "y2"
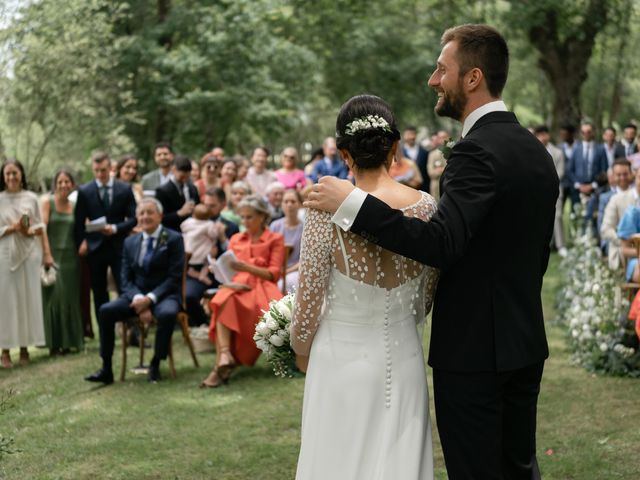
[
  {"x1": 155, "y1": 0, "x2": 172, "y2": 144},
  {"x1": 526, "y1": 1, "x2": 610, "y2": 134}
]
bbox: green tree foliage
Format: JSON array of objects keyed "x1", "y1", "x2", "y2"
[{"x1": 0, "y1": 0, "x2": 638, "y2": 183}]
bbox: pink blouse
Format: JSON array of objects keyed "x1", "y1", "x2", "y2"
[{"x1": 275, "y1": 169, "x2": 307, "y2": 190}]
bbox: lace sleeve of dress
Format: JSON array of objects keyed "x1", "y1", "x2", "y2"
[
  {"x1": 418, "y1": 193, "x2": 439, "y2": 316},
  {"x1": 291, "y1": 208, "x2": 334, "y2": 356}
]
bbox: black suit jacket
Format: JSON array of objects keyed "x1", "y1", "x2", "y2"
[
  {"x1": 120, "y1": 227, "x2": 184, "y2": 303},
  {"x1": 155, "y1": 180, "x2": 200, "y2": 232},
  {"x1": 74, "y1": 180, "x2": 137, "y2": 253},
  {"x1": 352, "y1": 111, "x2": 559, "y2": 372}
]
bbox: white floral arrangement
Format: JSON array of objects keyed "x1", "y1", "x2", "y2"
[
  {"x1": 557, "y1": 208, "x2": 640, "y2": 377},
  {"x1": 254, "y1": 292, "x2": 297, "y2": 378},
  {"x1": 344, "y1": 114, "x2": 392, "y2": 136}
]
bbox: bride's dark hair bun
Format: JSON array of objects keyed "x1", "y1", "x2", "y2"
[{"x1": 336, "y1": 94, "x2": 401, "y2": 170}]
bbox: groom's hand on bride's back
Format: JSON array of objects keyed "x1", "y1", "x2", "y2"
[{"x1": 304, "y1": 177, "x2": 355, "y2": 213}]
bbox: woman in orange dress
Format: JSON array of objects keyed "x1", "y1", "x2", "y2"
[{"x1": 201, "y1": 195, "x2": 285, "y2": 387}]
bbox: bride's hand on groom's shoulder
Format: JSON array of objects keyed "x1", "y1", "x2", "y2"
[{"x1": 304, "y1": 177, "x2": 354, "y2": 213}]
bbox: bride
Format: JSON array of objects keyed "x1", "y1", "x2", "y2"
[{"x1": 291, "y1": 94, "x2": 439, "y2": 479}]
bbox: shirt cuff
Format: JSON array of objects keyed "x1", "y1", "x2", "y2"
[
  {"x1": 146, "y1": 293, "x2": 157, "y2": 304},
  {"x1": 331, "y1": 187, "x2": 367, "y2": 231},
  {"x1": 111, "y1": 224, "x2": 118, "y2": 234},
  {"x1": 133, "y1": 294, "x2": 145, "y2": 302}
]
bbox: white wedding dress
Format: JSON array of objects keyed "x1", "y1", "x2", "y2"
[{"x1": 291, "y1": 192, "x2": 439, "y2": 480}]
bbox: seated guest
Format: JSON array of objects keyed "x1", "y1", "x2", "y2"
[
  {"x1": 220, "y1": 159, "x2": 238, "y2": 201},
  {"x1": 200, "y1": 196, "x2": 285, "y2": 388},
  {"x1": 597, "y1": 160, "x2": 632, "y2": 249},
  {"x1": 155, "y1": 155, "x2": 200, "y2": 232},
  {"x1": 195, "y1": 153, "x2": 222, "y2": 199},
  {"x1": 246, "y1": 147, "x2": 277, "y2": 197},
  {"x1": 182, "y1": 204, "x2": 223, "y2": 283},
  {"x1": 84, "y1": 197, "x2": 184, "y2": 384},
  {"x1": 389, "y1": 145, "x2": 423, "y2": 189},
  {"x1": 602, "y1": 165, "x2": 640, "y2": 270},
  {"x1": 265, "y1": 181, "x2": 285, "y2": 221},
  {"x1": 221, "y1": 180, "x2": 250, "y2": 229},
  {"x1": 619, "y1": 205, "x2": 640, "y2": 282},
  {"x1": 275, "y1": 147, "x2": 309, "y2": 191},
  {"x1": 183, "y1": 188, "x2": 239, "y2": 326},
  {"x1": 270, "y1": 189, "x2": 304, "y2": 293},
  {"x1": 309, "y1": 137, "x2": 348, "y2": 183}
]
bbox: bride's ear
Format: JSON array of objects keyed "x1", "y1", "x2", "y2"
[
  {"x1": 339, "y1": 148, "x2": 354, "y2": 170},
  {"x1": 388, "y1": 141, "x2": 400, "y2": 165}
]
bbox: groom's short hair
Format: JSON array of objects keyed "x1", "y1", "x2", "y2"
[{"x1": 441, "y1": 24, "x2": 509, "y2": 98}]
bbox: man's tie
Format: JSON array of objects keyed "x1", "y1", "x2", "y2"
[
  {"x1": 101, "y1": 185, "x2": 110, "y2": 210},
  {"x1": 142, "y1": 236, "x2": 155, "y2": 272},
  {"x1": 584, "y1": 144, "x2": 592, "y2": 178}
]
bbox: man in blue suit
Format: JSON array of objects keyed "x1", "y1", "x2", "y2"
[
  {"x1": 74, "y1": 152, "x2": 137, "y2": 321},
  {"x1": 85, "y1": 197, "x2": 185, "y2": 384},
  {"x1": 309, "y1": 137, "x2": 349, "y2": 183},
  {"x1": 566, "y1": 122, "x2": 609, "y2": 206}
]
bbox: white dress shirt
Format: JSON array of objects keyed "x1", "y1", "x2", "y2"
[
  {"x1": 134, "y1": 225, "x2": 163, "y2": 304},
  {"x1": 332, "y1": 101, "x2": 508, "y2": 231}
]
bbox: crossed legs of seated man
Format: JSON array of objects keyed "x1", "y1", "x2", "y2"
[{"x1": 85, "y1": 296, "x2": 179, "y2": 384}]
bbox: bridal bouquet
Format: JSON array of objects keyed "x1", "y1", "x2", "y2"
[{"x1": 254, "y1": 292, "x2": 298, "y2": 378}]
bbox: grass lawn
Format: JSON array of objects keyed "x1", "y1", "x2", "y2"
[{"x1": 1, "y1": 253, "x2": 639, "y2": 479}]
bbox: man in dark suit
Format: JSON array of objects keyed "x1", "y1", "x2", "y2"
[
  {"x1": 155, "y1": 154, "x2": 200, "y2": 232},
  {"x1": 85, "y1": 197, "x2": 184, "y2": 384},
  {"x1": 621, "y1": 123, "x2": 639, "y2": 158},
  {"x1": 402, "y1": 126, "x2": 430, "y2": 192},
  {"x1": 74, "y1": 151, "x2": 137, "y2": 321},
  {"x1": 308, "y1": 24, "x2": 557, "y2": 479},
  {"x1": 184, "y1": 187, "x2": 239, "y2": 326},
  {"x1": 566, "y1": 122, "x2": 608, "y2": 206}
]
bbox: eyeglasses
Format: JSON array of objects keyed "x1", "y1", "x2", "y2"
[{"x1": 282, "y1": 155, "x2": 296, "y2": 159}]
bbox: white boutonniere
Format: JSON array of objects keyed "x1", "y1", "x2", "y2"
[
  {"x1": 157, "y1": 229, "x2": 169, "y2": 248},
  {"x1": 439, "y1": 138, "x2": 457, "y2": 160}
]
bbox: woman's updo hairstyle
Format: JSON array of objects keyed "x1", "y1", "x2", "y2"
[{"x1": 335, "y1": 94, "x2": 401, "y2": 170}]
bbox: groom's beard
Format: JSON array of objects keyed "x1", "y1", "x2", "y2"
[{"x1": 435, "y1": 80, "x2": 467, "y2": 121}]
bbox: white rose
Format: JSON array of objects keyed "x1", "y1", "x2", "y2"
[
  {"x1": 269, "y1": 334, "x2": 284, "y2": 347},
  {"x1": 255, "y1": 339, "x2": 269, "y2": 351},
  {"x1": 266, "y1": 316, "x2": 279, "y2": 331},
  {"x1": 256, "y1": 322, "x2": 271, "y2": 336},
  {"x1": 277, "y1": 329, "x2": 289, "y2": 341},
  {"x1": 276, "y1": 301, "x2": 292, "y2": 321},
  {"x1": 599, "y1": 343, "x2": 608, "y2": 352}
]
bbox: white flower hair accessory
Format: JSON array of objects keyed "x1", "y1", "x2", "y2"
[{"x1": 344, "y1": 114, "x2": 392, "y2": 136}]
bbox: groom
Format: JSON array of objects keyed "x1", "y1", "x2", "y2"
[{"x1": 306, "y1": 25, "x2": 558, "y2": 479}]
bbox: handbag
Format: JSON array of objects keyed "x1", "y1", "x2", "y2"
[{"x1": 41, "y1": 264, "x2": 58, "y2": 287}]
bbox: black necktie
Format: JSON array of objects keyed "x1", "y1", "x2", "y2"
[{"x1": 101, "y1": 185, "x2": 110, "y2": 210}]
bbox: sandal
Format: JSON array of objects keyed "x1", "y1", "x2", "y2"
[
  {"x1": 199, "y1": 369, "x2": 223, "y2": 388},
  {"x1": 1, "y1": 351, "x2": 12, "y2": 369},
  {"x1": 216, "y1": 347, "x2": 236, "y2": 381},
  {"x1": 19, "y1": 348, "x2": 29, "y2": 367}
]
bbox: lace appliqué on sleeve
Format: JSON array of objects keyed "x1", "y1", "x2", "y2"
[{"x1": 291, "y1": 208, "x2": 334, "y2": 356}]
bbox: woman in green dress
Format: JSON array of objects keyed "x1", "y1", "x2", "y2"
[{"x1": 41, "y1": 169, "x2": 83, "y2": 354}]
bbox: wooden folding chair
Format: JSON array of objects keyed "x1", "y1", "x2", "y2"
[
  {"x1": 120, "y1": 252, "x2": 200, "y2": 381},
  {"x1": 620, "y1": 237, "x2": 640, "y2": 302}
]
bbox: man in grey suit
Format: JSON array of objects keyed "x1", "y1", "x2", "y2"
[{"x1": 142, "y1": 142, "x2": 174, "y2": 191}]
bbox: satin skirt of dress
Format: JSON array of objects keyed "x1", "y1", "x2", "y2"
[{"x1": 296, "y1": 271, "x2": 434, "y2": 480}]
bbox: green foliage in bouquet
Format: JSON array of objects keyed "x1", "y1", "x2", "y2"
[
  {"x1": 557, "y1": 208, "x2": 640, "y2": 377},
  {"x1": 254, "y1": 293, "x2": 301, "y2": 378}
]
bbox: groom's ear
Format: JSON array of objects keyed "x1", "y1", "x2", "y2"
[{"x1": 464, "y1": 67, "x2": 484, "y2": 93}]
